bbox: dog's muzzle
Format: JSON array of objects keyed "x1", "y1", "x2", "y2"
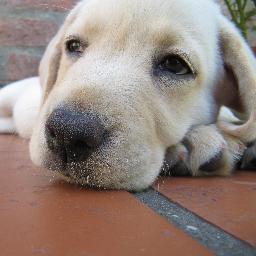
[{"x1": 45, "y1": 106, "x2": 106, "y2": 164}]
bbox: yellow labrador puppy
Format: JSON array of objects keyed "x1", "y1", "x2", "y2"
[{"x1": 0, "y1": 0, "x2": 255, "y2": 190}]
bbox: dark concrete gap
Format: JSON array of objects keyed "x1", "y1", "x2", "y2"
[{"x1": 133, "y1": 188, "x2": 256, "y2": 256}]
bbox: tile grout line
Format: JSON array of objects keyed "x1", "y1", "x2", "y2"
[{"x1": 132, "y1": 188, "x2": 256, "y2": 256}]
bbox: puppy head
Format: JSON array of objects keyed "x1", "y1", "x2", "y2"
[{"x1": 30, "y1": 0, "x2": 255, "y2": 190}]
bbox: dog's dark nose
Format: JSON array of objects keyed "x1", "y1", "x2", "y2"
[{"x1": 45, "y1": 106, "x2": 106, "y2": 163}]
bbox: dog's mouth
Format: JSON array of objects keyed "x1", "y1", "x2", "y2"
[
  {"x1": 30, "y1": 102, "x2": 166, "y2": 190},
  {"x1": 44, "y1": 144, "x2": 115, "y2": 188},
  {"x1": 44, "y1": 148, "x2": 140, "y2": 189},
  {"x1": 42, "y1": 129, "x2": 162, "y2": 190},
  {"x1": 42, "y1": 122, "x2": 137, "y2": 189},
  {"x1": 44, "y1": 130, "x2": 118, "y2": 188}
]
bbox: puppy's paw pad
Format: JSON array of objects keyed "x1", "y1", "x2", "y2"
[
  {"x1": 240, "y1": 141, "x2": 256, "y2": 170},
  {"x1": 162, "y1": 144, "x2": 190, "y2": 176},
  {"x1": 199, "y1": 151, "x2": 224, "y2": 173},
  {"x1": 182, "y1": 125, "x2": 244, "y2": 177}
]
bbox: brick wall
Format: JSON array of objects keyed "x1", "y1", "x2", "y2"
[
  {"x1": 0, "y1": 0, "x2": 255, "y2": 86},
  {"x1": 0, "y1": 0, "x2": 78, "y2": 85}
]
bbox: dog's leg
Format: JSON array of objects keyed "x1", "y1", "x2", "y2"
[
  {"x1": 0, "y1": 118, "x2": 15, "y2": 133},
  {"x1": 218, "y1": 107, "x2": 256, "y2": 170},
  {"x1": 164, "y1": 124, "x2": 246, "y2": 176},
  {"x1": 0, "y1": 77, "x2": 41, "y2": 138},
  {"x1": 0, "y1": 80, "x2": 25, "y2": 134}
]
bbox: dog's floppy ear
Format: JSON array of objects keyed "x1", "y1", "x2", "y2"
[
  {"x1": 39, "y1": 2, "x2": 82, "y2": 100},
  {"x1": 216, "y1": 15, "x2": 256, "y2": 144},
  {"x1": 39, "y1": 30, "x2": 62, "y2": 100}
]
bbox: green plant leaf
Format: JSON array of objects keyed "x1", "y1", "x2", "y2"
[
  {"x1": 223, "y1": 0, "x2": 256, "y2": 40},
  {"x1": 246, "y1": 9, "x2": 256, "y2": 19}
]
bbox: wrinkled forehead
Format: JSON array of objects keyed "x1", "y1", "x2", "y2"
[{"x1": 66, "y1": 0, "x2": 219, "y2": 50}]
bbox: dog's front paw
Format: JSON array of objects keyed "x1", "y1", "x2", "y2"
[
  {"x1": 240, "y1": 141, "x2": 256, "y2": 170},
  {"x1": 163, "y1": 125, "x2": 246, "y2": 177},
  {"x1": 163, "y1": 144, "x2": 190, "y2": 176}
]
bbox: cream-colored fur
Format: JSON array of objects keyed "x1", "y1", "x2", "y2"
[
  {"x1": 0, "y1": 77, "x2": 40, "y2": 137},
  {"x1": 0, "y1": 0, "x2": 255, "y2": 190}
]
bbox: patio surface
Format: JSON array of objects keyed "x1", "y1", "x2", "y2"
[{"x1": 0, "y1": 135, "x2": 255, "y2": 256}]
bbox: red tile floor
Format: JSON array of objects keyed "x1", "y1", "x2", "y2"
[
  {"x1": 155, "y1": 172, "x2": 256, "y2": 246},
  {"x1": 0, "y1": 135, "x2": 255, "y2": 255}
]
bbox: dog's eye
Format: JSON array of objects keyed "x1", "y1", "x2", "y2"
[
  {"x1": 66, "y1": 39, "x2": 84, "y2": 54},
  {"x1": 159, "y1": 56, "x2": 191, "y2": 75}
]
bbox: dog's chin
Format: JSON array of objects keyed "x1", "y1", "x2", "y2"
[
  {"x1": 43, "y1": 160, "x2": 155, "y2": 191},
  {"x1": 29, "y1": 123, "x2": 165, "y2": 191},
  {"x1": 37, "y1": 146, "x2": 164, "y2": 191},
  {"x1": 43, "y1": 160, "x2": 114, "y2": 189}
]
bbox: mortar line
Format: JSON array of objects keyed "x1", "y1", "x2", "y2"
[{"x1": 133, "y1": 188, "x2": 256, "y2": 256}]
